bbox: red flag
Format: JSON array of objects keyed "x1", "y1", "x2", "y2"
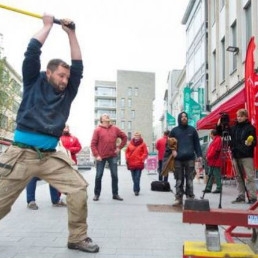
[
  {"x1": 245, "y1": 37, "x2": 256, "y2": 124},
  {"x1": 245, "y1": 37, "x2": 258, "y2": 168}
]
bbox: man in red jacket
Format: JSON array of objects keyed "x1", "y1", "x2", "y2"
[
  {"x1": 91, "y1": 114, "x2": 127, "y2": 201},
  {"x1": 60, "y1": 125, "x2": 82, "y2": 164},
  {"x1": 155, "y1": 130, "x2": 169, "y2": 181}
]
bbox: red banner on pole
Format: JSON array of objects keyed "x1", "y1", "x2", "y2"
[{"x1": 245, "y1": 37, "x2": 258, "y2": 169}]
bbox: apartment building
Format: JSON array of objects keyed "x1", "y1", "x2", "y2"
[
  {"x1": 94, "y1": 80, "x2": 117, "y2": 127},
  {"x1": 116, "y1": 70, "x2": 155, "y2": 151}
]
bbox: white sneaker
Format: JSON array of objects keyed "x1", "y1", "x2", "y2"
[{"x1": 172, "y1": 198, "x2": 182, "y2": 206}]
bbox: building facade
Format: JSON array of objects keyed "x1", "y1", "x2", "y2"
[
  {"x1": 94, "y1": 80, "x2": 117, "y2": 127},
  {"x1": 116, "y1": 70, "x2": 155, "y2": 151},
  {"x1": 94, "y1": 70, "x2": 155, "y2": 151}
]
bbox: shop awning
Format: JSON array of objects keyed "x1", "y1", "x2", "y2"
[{"x1": 197, "y1": 89, "x2": 246, "y2": 130}]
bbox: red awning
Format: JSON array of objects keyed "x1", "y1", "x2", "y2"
[{"x1": 197, "y1": 89, "x2": 246, "y2": 130}]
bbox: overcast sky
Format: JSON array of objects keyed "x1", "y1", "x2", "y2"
[{"x1": 0, "y1": 0, "x2": 188, "y2": 146}]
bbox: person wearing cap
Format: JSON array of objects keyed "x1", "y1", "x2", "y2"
[
  {"x1": 125, "y1": 132, "x2": 148, "y2": 196},
  {"x1": 90, "y1": 114, "x2": 127, "y2": 201}
]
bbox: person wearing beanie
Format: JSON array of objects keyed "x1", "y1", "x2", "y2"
[{"x1": 164, "y1": 111, "x2": 202, "y2": 206}]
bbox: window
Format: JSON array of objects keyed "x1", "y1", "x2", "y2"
[
  {"x1": 128, "y1": 98, "x2": 132, "y2": 107},
  {"x1": 230, "y1": 21, "x2": 237, "y2": 72},
  {"x1": 131, "y1": 110, "x2": 135, "y2": 119},
  {"x1": 128, "y1": 121, "x2": 132, "y2": 130},
  {"x1": 128, "y1": 87, "x2": 132, "y2": 96},
  {"x1": 121, "y1": 109, "x2": 125, "y2": 119},
  {"x1": 97, "y1": 99, "x2": 116, "y2": 108},
  {"x1": 211, "y1": 50, "x2": 216, "y2": 91},
  {"x1": 96, "y1": 86, "x2": 116, "y2": 97},
  {"x1": 121, "y1": 98, "x2": 125, "y2": 108},
  {"x1": 121, "y1": 121, "x2": 125, "y2": 130},
  {"x1": 134, "y1": 87, "x2": 138, "y2": 96},
  {"x1": 220, "y1": 37, "x2": 225, "y2": 82},
  {"x1": 244, "y1": 2, "x2": 252, "y2": 48},
  {"x1": 220, "y1": 0, "x2": 225, "y2": 10},
  {"x1": 210, "y1": 0, "x2": 216, "y2": 25}
]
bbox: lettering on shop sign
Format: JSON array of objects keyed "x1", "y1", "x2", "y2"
[{"x1": 248, "y1": 215, "x2": 258, "y2": 225}]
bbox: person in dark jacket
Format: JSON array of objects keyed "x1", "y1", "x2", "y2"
[
  {"x1": 125, "y1": 132, "x2": 148, "y2": 196},
  {"x1": 219, "y1": 109, "x2": 257, "y2": 204},
  {"x1": 165, "y1": 112, "x2": 202, "y2": 206},
  {"x1": 91, "y1": 113, "x2": 127, "y2": 201},
  {"x1": 0, "y1": 14, "x2": 99, "y2": 253},
  {"x1": 202, "y1": 129, "x2": 222, "y2": 193}
]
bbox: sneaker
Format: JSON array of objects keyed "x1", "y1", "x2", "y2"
[
  {"x1": 67, "y1": 237, "x2": 99, "y2": 253},
  {"x1": 134, "y1": 192, "x2": 139, "y2": 196},
  {"x1": 212, "y1": 189, "x2": 221, "y2": 194},
  {"x1": 27, "y1": 201, "x2": 39, "y2": 210},
  {"x1": 202, "y1": 189, "x2": 211, "y2": 193},
  {"x1": 113, "y1": 195, "x2": 123, "y2": 201},
  {"x1": 186, "y1": 195, "x2": 195, "y2": 199},
  {"x1": 52, "y1": 200, "x2": 67, "y2": 207},
  {"x1": 93, "y1": 195, "x2": 99, "y2": 201},
  {"x1": 231, "y1": 196, "x2": 245, "y2": 204},
  {"x1": 172, "y1": 198, "x2": 182, "y2": 206}
]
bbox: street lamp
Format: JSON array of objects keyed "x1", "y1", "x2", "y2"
[{"x1": 226, "y1": 46, "x2": 239, "y2": 55}]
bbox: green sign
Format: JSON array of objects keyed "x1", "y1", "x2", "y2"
[
  {"x1": 166, "y1": 112, "x2": 175, "y2": 126},
  {"x1": 183, "y1": 86, "x2": 201, "y2": 127}
]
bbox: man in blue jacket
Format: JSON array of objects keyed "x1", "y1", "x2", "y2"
[
  {"x1": 0, "y1": 14, "x2": 99, "y2": 253},
  {"x1": 165, "y1": 112, "x2": 202, "y2": 206}
]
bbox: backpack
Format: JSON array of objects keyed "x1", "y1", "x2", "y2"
[{"x1": 151, "y1": 181, "x2": 171, "y2": 192}]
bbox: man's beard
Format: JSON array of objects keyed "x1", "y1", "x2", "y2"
[{"x1": 48, "y1": 77, "x2": 66, "y2": 92}]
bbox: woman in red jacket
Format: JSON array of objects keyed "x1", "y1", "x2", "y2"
[
  {"x1": 126, "y1": 132, "x2": 148, "y2": 196},
  {"x1": 203, "y1": 129, "x2": 222, "y2": 193}
]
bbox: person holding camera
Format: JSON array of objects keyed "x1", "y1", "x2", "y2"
[{"x1": 217, "y1": 109, "x2": 257, "y2": 204}]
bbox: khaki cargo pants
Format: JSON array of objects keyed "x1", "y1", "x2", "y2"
[{"x1": 0, "y1": 145, "x2": 89, "y2": 243}]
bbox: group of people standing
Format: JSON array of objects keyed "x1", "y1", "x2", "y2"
[
  {"x1": 0, "y1": 12, "x2": 257, "y2": 256},
  {"x1": 203, "y1": 108, "x2": 257, "y2": 205},
  {"x1": 155, "y1": 108, "x2": 257, "y2": 207}
]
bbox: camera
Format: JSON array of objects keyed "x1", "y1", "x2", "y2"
[{"x1": 220, "y1": 112, "x2": 230, "y2": 127}]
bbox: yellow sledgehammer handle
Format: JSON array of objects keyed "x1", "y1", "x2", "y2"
[{"x1": 0, "y1": 3, "x2": 75, "y2": 29}]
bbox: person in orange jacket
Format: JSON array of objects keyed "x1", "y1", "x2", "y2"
[{"x1": 126, "y1": 132, "x2": 148, "y2": 196}]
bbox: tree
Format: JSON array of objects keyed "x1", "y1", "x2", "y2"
[{"x1": 0, "y1": 56, "x2": 22, "y2": 141}]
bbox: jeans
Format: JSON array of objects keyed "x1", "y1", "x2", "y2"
[
  {"x1": 131, "y1": 169, "x2": 142, "y2": 192},
  {"x1": 26, "y1": 177, "x2": 60, "y2": 204},
  {"x1": 94, "y1": 156, "x2": 119, "y2": 196},
  {"x1": 158, "y1": 160, "x2": 168, "y2": 182},
  {"x1": 174, "y1": 159, "x2": 195, "y2": 199}
]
